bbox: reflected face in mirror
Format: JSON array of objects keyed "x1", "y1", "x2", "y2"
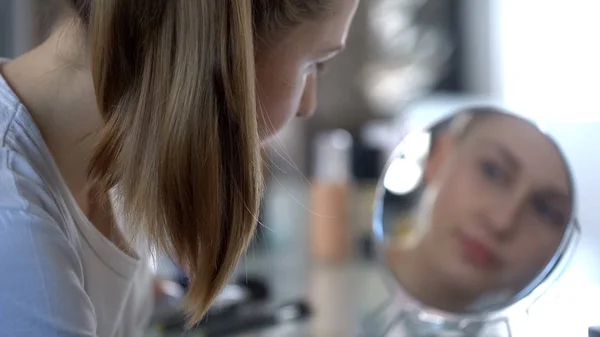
[
  {"x1": 380, "y1": 110, "x2": 573, "y2": 313},
  {"x1": 426, "y1": 113, "x2": 571, "y2": 299}
]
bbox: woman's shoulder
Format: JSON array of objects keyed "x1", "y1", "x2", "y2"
[
  {"x1": 0, "y1": 151, "x2": 97, "y2": 335},
  {"x1": 0, "y1": 147, "x2": 80, "y2": 245},
  {"x1": 0, "y1": 71, "x2": 78, "y2": 240}
]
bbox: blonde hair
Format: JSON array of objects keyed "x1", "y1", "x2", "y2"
[{"x1": 66, "y1": 0, "x2": 331, "y2": 325}]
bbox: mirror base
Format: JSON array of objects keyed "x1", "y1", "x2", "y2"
[{"x1": 361, "y1": 299, "x2": 515, "y2": 337}]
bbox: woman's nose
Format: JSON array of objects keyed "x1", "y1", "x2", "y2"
[
  {"x1": 484, "y1": 193, "x2": 525, "y2": 235},
  {"x1": 297, "y1": 71, "x2": 317, "y2": 118}
]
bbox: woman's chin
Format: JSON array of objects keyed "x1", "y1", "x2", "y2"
[
  {"x1": 259, "y1": 125, "x2": 286, "y2": 145},
  {"x1": 440, "y1": 256, "x2": 494, "y2": 297}
]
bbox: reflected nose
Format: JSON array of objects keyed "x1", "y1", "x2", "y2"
[
  {"x1": 484, "y1": 193, "x2": 525, "y2": 235},
  {"x1": 297, "y1": 71, "x2": 317, "y2": 118}
]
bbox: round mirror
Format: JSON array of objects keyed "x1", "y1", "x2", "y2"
[{"x1": 372, "y1": 106, "x2": 580, "y2": 332}]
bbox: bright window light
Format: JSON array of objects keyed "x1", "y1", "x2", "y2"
[
  {"x1": 496, "y1": 0, "x2": 600, "y2": 122},
  {"x1": 383, "y1": 158, "x2": 423, "y2": 195}
]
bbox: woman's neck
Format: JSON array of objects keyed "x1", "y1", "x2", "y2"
[{"x1": 1, "y1": 21, "x2": 102, "y2": 216}]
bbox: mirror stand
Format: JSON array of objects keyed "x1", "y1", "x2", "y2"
[{"x1": 360, "y1": 294, "x2": 519, "y2": 337}]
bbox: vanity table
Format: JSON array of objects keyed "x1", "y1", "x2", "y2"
[
  {"x1": 146, "y1": 257, "x2": 388, "y2": 337},
  {"x1": 146, "y1": 240, "x2": 600, "y2": 336},
  {"x1": 146, "y1": 249, "x2": 600, "y2": 337}
]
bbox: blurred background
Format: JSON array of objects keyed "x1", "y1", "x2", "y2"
[{"x1": 2, "y1": 0, "x2": 600, "y2": 336}]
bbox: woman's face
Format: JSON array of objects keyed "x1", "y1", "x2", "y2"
[
  {"x1": 255, "y1": 0, "x2": 359, "y2": 140},
  {"x1": 423, "y1": 114, "x2": 572, "y2": 300}
]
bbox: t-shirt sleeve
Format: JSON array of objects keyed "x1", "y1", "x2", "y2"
[{"x1": 0, "y1": 209, "x2": 97, "y2": 336}]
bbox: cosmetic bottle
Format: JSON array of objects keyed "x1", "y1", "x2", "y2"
[
  {"x1": 352, "y1": 121, "x2": 388, "y2": 260},
  {"x1": 309, "y1": 129, "x2": 353, "y2": 264},
  {"x1": 351, "y1": 144, "x2": 381, "y2": 260}
]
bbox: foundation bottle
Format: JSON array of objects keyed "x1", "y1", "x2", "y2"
[{"x1": 309, "y1": 129, "x2": 353, "y2": 264}]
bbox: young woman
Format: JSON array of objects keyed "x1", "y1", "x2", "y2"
[{"x1": 0, "y1": 0, "x2": 359, "y2": 336}]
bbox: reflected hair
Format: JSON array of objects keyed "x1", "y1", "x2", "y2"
[
  {"x1": 65, "y1": 0, "x2": 331, "y2": 325},
  {"x1": 451, "y1": 106, "x2": 510, "y2": 141},
  {"x1": 427, "y1": 106, "x2": 504, "y2": 158}
]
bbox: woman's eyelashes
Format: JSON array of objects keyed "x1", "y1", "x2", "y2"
[
  {"x1": 315, "y1": 61, "x2": 328, "y2": 74},
  {"x1": 531, "y1": 197, "x2": 566, "y2": 227}
]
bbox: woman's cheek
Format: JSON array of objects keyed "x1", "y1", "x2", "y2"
[
  {"x1": 262, "y1": 76, "x2": 307, "y2": 136},
  {"x1": 279, "y1": 71, "x2": 307, "y2": 119}
]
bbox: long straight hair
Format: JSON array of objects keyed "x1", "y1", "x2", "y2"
[{"x1": 66, "y1": 0, "x2": 330, "y2": 324}]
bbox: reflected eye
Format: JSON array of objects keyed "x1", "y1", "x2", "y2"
[
  {"x1": 480, "y1": 160, "x2": 506, "y2": 184},
  {"x1": 532, "y1": 197, "x2": 565, "y2": 227}
]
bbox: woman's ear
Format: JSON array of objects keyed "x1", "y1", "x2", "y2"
[{"x1": 424, "y1": 131, "x2": 452, "y2": 184}]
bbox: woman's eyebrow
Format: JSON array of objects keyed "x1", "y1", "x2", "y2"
[
  {"x1": 484, "y1": 142, "x2": 572, "y2": 203},
  {"x1": 478, "y1": 140, "x2": 521, "y2": 171}
]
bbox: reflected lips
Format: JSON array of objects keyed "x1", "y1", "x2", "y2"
[{"x1": 459, "y1": 235, "x2": 500, "y2": 268}]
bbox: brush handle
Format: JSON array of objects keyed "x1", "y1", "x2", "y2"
[{"x1": 202, "y1": 300, "x2": 311, "y2": 337}]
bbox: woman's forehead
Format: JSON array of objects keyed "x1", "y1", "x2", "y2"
[{"x1": 464, "y1": 114, "x2": 572, "y2": 194}]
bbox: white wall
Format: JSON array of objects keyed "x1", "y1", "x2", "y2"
[
  {"x1": 463, "y1": 0, "x2": 600, "y2": 121},
  {"x1": 496, "y1": 0, "x2": 600, "y2": 122}
]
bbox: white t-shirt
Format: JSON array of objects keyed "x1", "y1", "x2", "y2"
[{"x1": 0, "y1": 67, "x2": 154, "y2": 336}]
